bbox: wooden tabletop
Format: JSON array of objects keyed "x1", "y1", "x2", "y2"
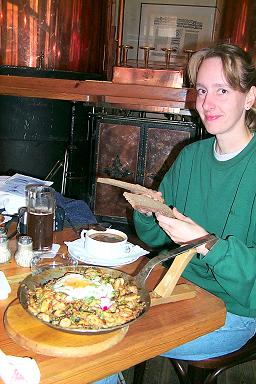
[{"x1": 0, "y1": 228, "x2": 226, "y2": 384}]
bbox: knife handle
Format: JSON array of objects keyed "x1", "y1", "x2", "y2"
[{"x1": 205, "y1": 236, "x2": 218, "y2": 251}]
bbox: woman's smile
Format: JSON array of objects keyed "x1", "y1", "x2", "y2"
[{"x1": 205, "y1": 114, "x2": 222, "y2": 122}]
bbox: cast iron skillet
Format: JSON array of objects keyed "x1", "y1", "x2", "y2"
[{"x1": 18, "y1": 234, "x2": 215, "y2": 334}]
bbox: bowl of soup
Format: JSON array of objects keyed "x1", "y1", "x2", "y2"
[{"x1": 81, "y1": 228, "x2": 131, "y2": 259}]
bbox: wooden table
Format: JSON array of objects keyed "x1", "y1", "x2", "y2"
[{"x1": 0, "y1": 228, "x2": 226, "y2": 384}]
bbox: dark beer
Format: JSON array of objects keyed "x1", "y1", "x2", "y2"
[{"x1": 27, "y1": 211, "x2": 54, "y2": 250}]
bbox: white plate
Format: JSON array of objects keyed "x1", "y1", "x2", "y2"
[{"x1": 65, "y1": 238, "x2": 149, "y2": 267}]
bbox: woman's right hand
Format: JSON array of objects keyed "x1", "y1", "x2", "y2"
[{"x1": 156, "y1": 207, "x2": 208, "y2": 246}]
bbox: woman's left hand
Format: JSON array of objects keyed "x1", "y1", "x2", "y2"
[{"x1": 156, "y1": 207, "x2": 208, "y2": 245}]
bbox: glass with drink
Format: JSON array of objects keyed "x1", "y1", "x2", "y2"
[{"x1": 26, "y1": 184, "x2": 55, "y2": 251}]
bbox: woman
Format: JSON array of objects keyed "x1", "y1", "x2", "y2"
[{"x1": 95, "y1": 43, "x2": 256, "y2": 383}]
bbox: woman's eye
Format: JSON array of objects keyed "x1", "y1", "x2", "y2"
[
  {"x1": 218, "y1": 88, "x2": 228, "y2": 95},
  {"x1": 196, "y1": 88, "x2": 206, "y2": 96}
]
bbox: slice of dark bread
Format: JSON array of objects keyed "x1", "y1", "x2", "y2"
[
  {"x1": 123, "y1": 192, "x2": 174, "y2": 218},
  {"x1": 97, "y1": 177, "x2": 159, "y2": 199}
]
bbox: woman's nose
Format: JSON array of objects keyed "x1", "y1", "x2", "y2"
[{"x1": 202, "y1": 93, "x2": 215, "y2": 110}]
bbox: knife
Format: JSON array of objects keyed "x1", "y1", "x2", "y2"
[
  {"x1": 158, "y1": 233, "x2": 216, "y2": 262},
  {"x1": 137, "y1": 234, "x2": 217, "y2": 283},
  {"x1": 175, "y1": 233, "x2": 217, "y2": 253}
]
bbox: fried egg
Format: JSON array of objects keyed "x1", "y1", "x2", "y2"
[{"x1": 53, "y1": 273, "x2": 114, "y2": 300}]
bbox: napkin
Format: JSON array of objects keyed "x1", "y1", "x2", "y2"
[
  {"x1": 0, "y1": 193, "x2": 25, "y2": 215},
  {"x1": 0, "y1": 271, "x2": 11, "y2": 300},
  {"x1": 0, "y1": 351, "x2": 40, "y2": 384}
]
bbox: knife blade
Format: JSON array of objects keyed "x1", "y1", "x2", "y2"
[{"x1": 174, "y1": 233, "x2": 217, "y2": 255}]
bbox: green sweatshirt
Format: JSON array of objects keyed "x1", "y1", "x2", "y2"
[{"x1": 134, "y1": 135, "x2": 256, "y2": 317}]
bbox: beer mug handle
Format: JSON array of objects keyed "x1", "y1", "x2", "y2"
[
  {"x1": 17, "y1": 207, "x2": 28, "y2": 235},
  {"x1": 80, "y1": 229, "x2": 87, "y2": 240}
]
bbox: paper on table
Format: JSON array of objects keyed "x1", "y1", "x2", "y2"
[
  {"x1": 0, "y1": 174, "x2": 53, "y2": 214},
  {"x1": 0, "y1": 174, "x2": 53, "y2": 197},
  {"x1": 0, "y1": 176, "x2": 10, "y2": 186},
  {"x1": 0, "y1": 350, "x2": 40, "y2": 384}
]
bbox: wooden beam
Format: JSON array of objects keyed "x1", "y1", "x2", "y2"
[{"x1": 0, "y1": 75, "x2": 196, "y2": 110}]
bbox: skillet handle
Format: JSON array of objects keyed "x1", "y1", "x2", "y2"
[{"x1": 135, "y1": 234, "x2": 216, "y2": 286}]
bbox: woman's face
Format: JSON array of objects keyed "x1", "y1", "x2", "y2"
[{"x1": 195, "y1": 57, "x2": 251, "y2": 137}]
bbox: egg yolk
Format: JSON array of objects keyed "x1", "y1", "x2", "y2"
[{"x1": 64, "y1": 278, "x2": 93, "y2": 289}]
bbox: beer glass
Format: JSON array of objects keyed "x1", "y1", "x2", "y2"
[{"x1": 26, "y1": 184, "x2": 55, "y2": 251}]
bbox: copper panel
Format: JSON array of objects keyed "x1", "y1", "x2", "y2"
[
  {"x1": 95, "y1": 123, "x2": 141, "y2": 219},
  {"x1": 220, "y1": 0, "x2": 256, "y2": 55},
  {"x1": 112, "y1": 66, "x2": 183, "y2": 88},
  {"x1": 0, "y1": 0, "x2": 113, "y2": 74},
  {"x1": 144, "y1": 128, "x2": 191, "y2": 189}
]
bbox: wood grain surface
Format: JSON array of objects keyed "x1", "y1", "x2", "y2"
[
  {"x1": 4, "y1": 301, "x2": 128, "y2": 357},
  {"x1": 0, "y1": 227, "x2": 226, "y2": 384},
  {"x1": 0, "y1": 75, "x2": 196, "y2": 112}
]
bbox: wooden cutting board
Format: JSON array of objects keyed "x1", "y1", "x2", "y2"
[{"x1": 4, "y1": 300, "x2": 129, "y2": 358}]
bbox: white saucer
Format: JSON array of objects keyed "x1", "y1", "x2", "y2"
[
  {"x1": 65, "y1": 238, "x2": 149, "y2": 267},
  {"x1": 68, "y1": 249, "x2": 141, "y2": 267}
]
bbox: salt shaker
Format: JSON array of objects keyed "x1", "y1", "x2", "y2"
[
  {"x1": 15, "y1": 236, "x2": 34, "y2": 268},
  {"x1": 0, "y1": 234, "x2": 11, "y2": 263}
]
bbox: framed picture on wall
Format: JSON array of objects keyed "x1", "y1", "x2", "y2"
[{"x1": 137, "y1": 3, "x2": 217, "y2": 65}]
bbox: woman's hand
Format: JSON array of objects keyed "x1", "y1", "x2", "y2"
[{"x1": 156, "y1": 207, "x2": 210, "y2": 255}]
